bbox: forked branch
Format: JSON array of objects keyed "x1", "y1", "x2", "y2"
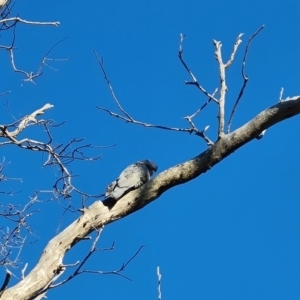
[
  {"x1": 213, "y1": 33, "x2": 243, "y2": 138},
  {"x1": 178, "y1": 33, "x2": 219, "y2": 103},
  {"x1": 95, "y1": 50, "x2": 213, "y2": 144},
  {"x1": 0, "y1": 104, "x2": 104, "y2": 200}
]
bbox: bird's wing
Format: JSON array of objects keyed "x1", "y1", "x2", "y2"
[
  {"x1": 106, "y1": 163, "x2": 150, "y2": 200},
  {"x1": 117, "y1": 163, "x2": 149, "y2": 188}
]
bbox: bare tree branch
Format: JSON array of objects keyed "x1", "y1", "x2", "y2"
[
  {"x1": 0, "y1": 103, "x2": 54, "y2": 138},
  {"x1": 0, "y1": 6, "x2": 67, "y2": 83},
  {"x1": 77, "y1": 245, "x2": 144, "y2": 281},
  {"x1": 178, "y1": 33, "x2": 219, "y2": 103},
  {"x1": 224, "y1": 33, "x2": 244, "y2": 68},
  {"x1": 94, "y1": 50, "x2": 133, "y2": 121},
  {"x1": 47, "y1": 228, "x2": 143, "y2": 293},
  {"x1": 49, "y1": 227, "x2": 106, "y2": 288},
  {"x1": 1, "y1": 31, "x2": 69, "y2": 83},
  {"x1": 96, "y1": 33, "x2": 249, "y2": 144},
  {"x1": 95, "y1": 51, "x2": 215, "y2": 143},
  {"x1": 0, "y1": 91, "x2": 10, "y2": 97},
  {"x1": 183, "y1": 88, "x2": 218, "y2": 146},
  {"x1": 157, "y1": 266, "x2": 162, "y2": 300},
  {"x1": 279, "y1": 87, "x2": 284, "y2": 102},
  {"x1": 21, "y1": 263, "x2": 28, "y2": 279},
  {"x1": 227, "y1": 25, "x2": 265, "y2": 133},
  {"x1": 0, "y1": 104, "x2": 105, "y2": 200},
  {"x1": 0, "y1": 195, "x2": 38, "y2": 268},
  {"x1": 0, "y1": 17, "x2": 59, "y2": 27}
]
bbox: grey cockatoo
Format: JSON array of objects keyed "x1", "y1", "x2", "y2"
[{"x1": 105, "y1": 160, "x2": 158, "y2": 200}]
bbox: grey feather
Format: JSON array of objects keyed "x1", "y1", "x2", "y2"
[{"x1": 105, "y1": 160, "x2": 158, "y2": 200}]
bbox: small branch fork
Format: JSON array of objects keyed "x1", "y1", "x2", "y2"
[
  {"x1": 96, "y1": 27, "x2": 263, "y2": 146},
  {"x1": 0, "y1": 27, "x2": 70, "y2": 83},
  {"x1": 96, "y1": 26, "x2": 264, "y2": 145},
  {"x1": 0, "y1": 159, "x2": 21, "y2": 196},
  {"x1": 0, "y1": 158, "x2": 38, "y2": 269},
  {"x1": 178, "y1": 33, "x2": 219, "y2": 104},
  {"x1": 0, "y1": 198, "x2": 37, "y2": 268},
  {"x1": 47, "y1": 227, "x2": 144, "y2": 291},
  {"x1": 180, "y1": 27, "x2": 263, "y2": 138},
  {"x1": 0, "y1": 104, "x2": 104, "y2": 200},
  {"x1": 94, "y1": 51, "x2": 214, "y2": 146},
  {"x1": 212, "y1": 33, "x2": 243, "y2": 139},
  {"x1": 0, "y1": 4, "x2": 69, "y2": 83}
]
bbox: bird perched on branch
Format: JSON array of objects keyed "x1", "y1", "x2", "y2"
[{"x1": 105, "y1": 160, "x2": 158, "y2": 200}]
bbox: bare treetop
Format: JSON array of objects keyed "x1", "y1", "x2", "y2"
[{"x1": 0, "y1": 2, "x2": 299, "y2": 299}]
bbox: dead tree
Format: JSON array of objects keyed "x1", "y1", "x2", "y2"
[{"x1": 0, "y1": 3, "x2": 299, "y2": 299}]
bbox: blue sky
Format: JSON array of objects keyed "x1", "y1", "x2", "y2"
[{"x1": 1, "y1": 0, "x2": 300, "y2": 299}]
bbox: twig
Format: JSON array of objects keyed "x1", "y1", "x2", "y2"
[
  {"x1": 227, "y1": 25, "x2": 265, "y2": 133},
  {"x1": 178, "y1": 33, "x2": 219, "y2": 103},
  {"x1": 50, "y1": 227, "x2": 105, "y2": 288},
  {"x1": 97, "y1": 105, "x2": 208, "y2": 135},
  {"x1": 21, "y1": 263, "x2": 28, "y2": 279},
  {"x1": 0, "y1": 104, "x2": 104, "y2": 200},
  {"x1": 52, "y1": 242, "x2": 144, "y2": 286},
  {"x1": 0, "y1": 17, "x2": 60, "y2": 26},
  {"x1": 49, "y1": 229, "x2": 144, "y2": 290},
  {"x1": 157, "y1": 266, "x2": 162, "y2": 300},
  {"x1": 0, "y1": 91, "x2": 10, "y2": 97},
  {"x1": 95, "y1": 53, "x2": 214, "y2": 142},
  {"x1": 93, "y1": 50, "x2": 134, "y2": 121},
  {"x1": 0, "y1": 193, "x2": 38, "y2": 268},
  {"x1": 1, "y1": 26, "x2": 68, "y2": 83},
  {"x1": 36, "y1": 37, "x2": 71, "y2": 76},
  {"x1": 279, "y1": 87, "x2": 284, "y2": 102},
  {"x1": 78, "y1": 245, "x2": 145, "y2": 281},
  {"x1": 188, "y1": 88, "x2": 218, "y2": 119},
  {"x1": 224, "y1": 33, "x2": 244, "y2": 68},
  {"x1": 183, "y1": 88, "x2": 218, "y2": 146}
]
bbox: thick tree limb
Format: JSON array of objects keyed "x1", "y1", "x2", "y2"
[{"x1": 1, "y1": 95, "x2": 300, "y2": 300}]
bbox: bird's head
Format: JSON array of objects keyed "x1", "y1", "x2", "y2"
[{"x1": 139, "y1": 160, "x2": 158, "y2": 175}]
